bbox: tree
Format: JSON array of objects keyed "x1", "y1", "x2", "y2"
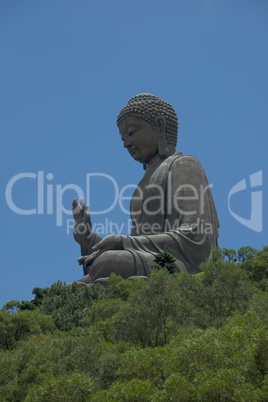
[
  {"x1": 0, "y1": 310, "x2": 55, "y2": 350},
  {"x1": 241, "y1": 246, "x2": 268, "y2": 290},
  {"x1": 220, "y1": 247, "x2": 237, "y2": 262},
  {"x1": 106, "y1": 273, "x2": 143, "y2": 301},
  {"x1": 152, "y1": 250, "x2": 177, "y2": 274},
  {"x1": 92, "y1": 379, "x2": 157, "y2": 402},
  {"x1": 25, "y1": 371, "x2": 94, "y2": 402},
  {"x1": 114, "y1": 270, "x2": 180, "y2": 347},
  {"x1": 237, "y1": 246, "x2": 257, "y2": 262},
  {"x1": 1, "y1": 245, "x2": 268, "y2": 400},
  {"x1": 1, "y1": 299, "x2": 21, "y2": 314},
  {"x1": 39, "y1": 281, "x2": 106, "y2": 331},
  {"x1": 199, "y1": 249, "x2": 254, "y2": 329}
]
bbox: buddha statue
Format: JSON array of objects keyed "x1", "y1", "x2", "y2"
[{"x1": 72, "y1": 94, "x2": 219, "y2": 285}]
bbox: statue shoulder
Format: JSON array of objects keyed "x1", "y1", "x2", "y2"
[{"x1": 167, "y1": 153, "x2": 204, "y2": 172}]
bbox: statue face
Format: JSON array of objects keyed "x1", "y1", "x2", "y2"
[{"x1": 118, "y1": 116, "x2": 159, "y2": 164}]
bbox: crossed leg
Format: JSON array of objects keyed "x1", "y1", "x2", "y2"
[{"x1": 77, "y1": 250, "x2": 142, "y2": 285}]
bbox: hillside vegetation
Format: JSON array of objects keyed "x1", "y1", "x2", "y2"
[{"x1": 1, "y1": 246, "x2": 268, "y2": 401}]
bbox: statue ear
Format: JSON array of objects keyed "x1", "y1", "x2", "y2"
[{"x1": 154, "y1": 116, "x2": 169, "y2": 156}]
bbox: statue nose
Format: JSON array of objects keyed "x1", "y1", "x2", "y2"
[{"x1": 123, "y1": 138, "x2": 132, "y2": 148}]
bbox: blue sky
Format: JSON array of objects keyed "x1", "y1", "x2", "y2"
[{"x1": 1, "y1": 0, "x2": 267, "y2": 307}]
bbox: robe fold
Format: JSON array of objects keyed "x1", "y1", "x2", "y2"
[{"x1": 121, "y1": 152, "x2": 219, "y2": 275}]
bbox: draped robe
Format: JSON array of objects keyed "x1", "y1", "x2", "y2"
[
  {"x1": 79, "y1": 152, "x2": 219, "y2": 283},
  {"x1": 120, "y1": 152, "x2": 219, "y2": 275}
]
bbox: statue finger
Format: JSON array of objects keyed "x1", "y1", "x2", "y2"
[
  {"x1": 72, "y1": 198, "x2": 79, "y2": 209},
  {"x1": 78, "y1": 255, "x2": 87, "y2": 265},
  {"x1": 84, "y1": 250, "x2": 101, "y2": 265},
  {"x1": 80, "y1": 199, "x2": 86, "y2": 209},
  {"x1": 72, "y1": 198, "x2": 83, "y2": 221},
  {"x1": 82, "y1": 204, "x2": 92, "y2": 227}
]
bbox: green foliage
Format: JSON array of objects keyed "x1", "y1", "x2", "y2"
[
  {"x1": 1, "y1": 245, "x2": 268, "y2": 400},
  {"x1": 241, "y1": 246, "x2": 268, "y2": 290},
  {"x1": 1, "y1": 300, "x2": 21, "y2": 314},
  {"x1": 0, "y1": 310, "x2": 55, "y2": 350},
  {"x1": 220, "y1": 247, "x2": 237, "y2": 262},
  {"x1": 40, "y1": 280, "x2": 106, "y2": 331},
  {"x1": 113, "y1": 312, "x2": 266, "y2": 400},
  {"x1": 114, "y1": 270, "x2": 180, "y2": 347},
  {"x1": 30, "y1": 286, "x2": 49, "y2": 307},
  {"x1": 115, "y1": 346, "x2": 168, "y2": 387},
  {"x1": 16, "y1": 287, "x2": 50, "y2": 311},
  {"x1": 249, "y1": 290, "x2": 268, "y2": 326},
  {"x1": 25, "y1": 371, "x2": 94, "y2": 402},
  {"x1": 92, "y1": 379, "x2": 157, "y2": 402},
  {"x1": 199, "y1": 252, "x2": 254, "y2": 328},
  {"x1": 237, "y1": 246, "x2": 257, "y2": 262},
  {"x1": 211, "y1": 246, "x2": 258, "y2": 263},
  {"x1": 152, "y1": 250, "x2": 177, "y2": 274},
  {"x1": 105, "y1": 273, "x2": 144, "y2": 300},
  {"x1": 255, "y1": 333, "x2": 268, "y2": 378}
]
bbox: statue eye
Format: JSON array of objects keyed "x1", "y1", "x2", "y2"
[{"x1": 129, "y1": 129, "x2": 137, "y2": 136}]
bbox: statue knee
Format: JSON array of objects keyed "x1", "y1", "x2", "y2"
[
  {"x1": 90, "y1": 250, "x2": 135, "y2": 280},
  {"x1": 90, "y1": 250, "x2": 123, "y2": 277},
  {"x1": 92, "y1": 250, "x2": 117, "y2": 269}
]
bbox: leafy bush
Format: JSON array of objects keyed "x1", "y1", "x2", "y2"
[{"x1": 1, "y1": 246, "x2": 268, "y2": 400}]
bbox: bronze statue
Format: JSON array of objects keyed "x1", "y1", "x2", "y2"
[{"x1": 72, "y1": 94, "x2": 219, "y2": 285}]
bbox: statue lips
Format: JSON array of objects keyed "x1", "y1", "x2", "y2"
[{"x1": 129, "y1": 147, "x2": 138, "y2": 156}]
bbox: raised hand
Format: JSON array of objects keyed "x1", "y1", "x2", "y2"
[{"x1": 72, "y1": 199, "x2": 92, "y2": 251}]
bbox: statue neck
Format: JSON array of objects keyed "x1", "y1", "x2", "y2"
[{"x1": 144, "y1": 151, "x2": 175, "y2": 172}]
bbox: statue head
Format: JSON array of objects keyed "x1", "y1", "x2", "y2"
[{"x1": 117, "y1": 94, "x2": 178, "y2": 154}]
